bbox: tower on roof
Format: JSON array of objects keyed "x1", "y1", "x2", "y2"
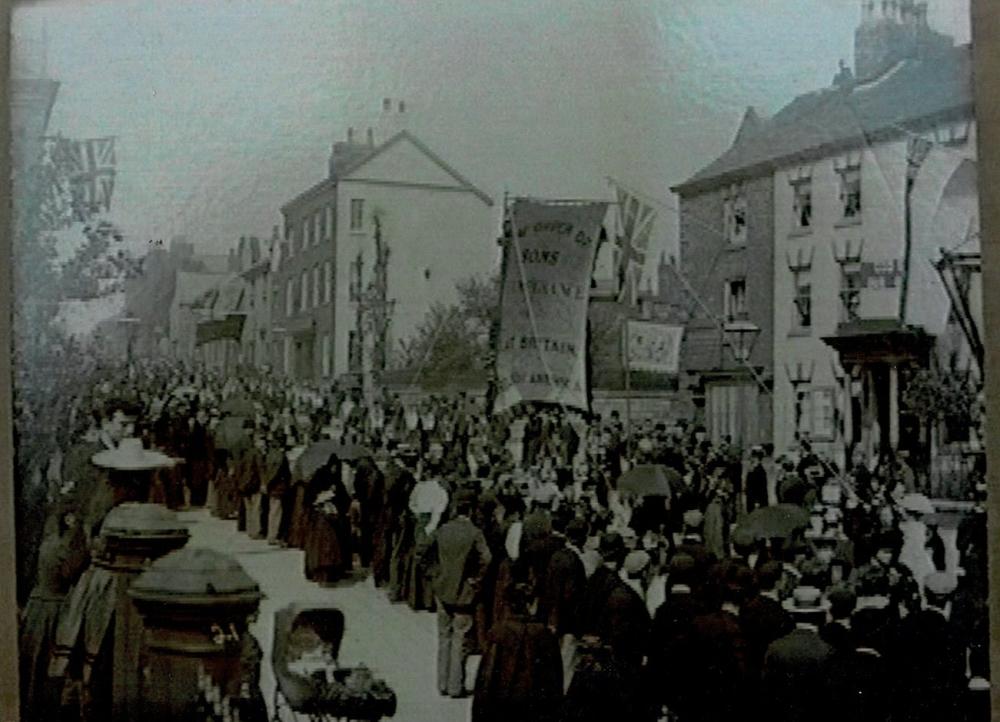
[{"x1": 855, "y1": 0, "x2": 953, "y2": 81}]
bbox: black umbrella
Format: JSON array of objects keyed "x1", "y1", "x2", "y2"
[
  {"x1": 293, "y1": 439, "x2": 342, "y2": 482},
  {"x1": 212, "y1": 416, "x2": 252, "y2": 453},
  {"x1": 737, "y1": 503, "x2": 810, "y2": 541},
  {"x1": 617, "y1": 465, "x2": 678, "y2": 498}
]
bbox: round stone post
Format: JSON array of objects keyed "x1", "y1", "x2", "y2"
[
  {"x1": 129, "y1": 547, "x2": 263, "y2": 722},
  {"x1": 98, "y1": 503, "x2": 189, "y2": 722}
]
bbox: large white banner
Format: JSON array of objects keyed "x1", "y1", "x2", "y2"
[
  {"x1": 626, "y1": 320, "x2": 683, "y2": 374},
  {"x1": 494, "y1": 199, "x2": 607, "y2": 412}
]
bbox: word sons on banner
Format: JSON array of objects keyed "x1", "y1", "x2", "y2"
[{"x1": 494, "y1": 199, "x2": 608, "y2": 412}]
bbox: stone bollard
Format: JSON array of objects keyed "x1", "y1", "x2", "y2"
[
  {"x1": 97, "y1": 502, "x2": 190, "y2": 722},
  {"x1": 129, "y1": 547, "x2": 263, "y2": 722}
]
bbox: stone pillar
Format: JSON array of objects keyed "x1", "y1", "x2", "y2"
[
  {"x1": 129, "y1": 547, "x2": 263, "y2": 722},
  {"x1": 97, "y1": 503, "x2": 190, "y2": 722},
  {"x1": 889, "y1": 363, "x2": 900, "y2": 451}
]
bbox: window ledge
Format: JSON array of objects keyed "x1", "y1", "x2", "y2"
[
  {"x1": 834, "y1": 217, "x2": 862, "y2": 229},
  {"x1": 787, "y1": 228, "x2": 813, "y2": 239},
  {"x1": 788, "y1": 328, "x2": 813, "y2": 338},
  {"x1": 726, "y1": 243, "x2": 747, "y2": 252}
]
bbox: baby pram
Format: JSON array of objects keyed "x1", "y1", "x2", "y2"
[{"x1": 271, "y1": 604, "x2": 397, "y2": 722}]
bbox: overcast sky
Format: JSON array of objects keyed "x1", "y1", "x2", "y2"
[{"x1": 13, "y1": 0, "x2": 972, "y2": 270}]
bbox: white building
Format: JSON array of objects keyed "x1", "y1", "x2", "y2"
[{"x1": 275, "y1": 104, "x2": 496, "y2": 383}]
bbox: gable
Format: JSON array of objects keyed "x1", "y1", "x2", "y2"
[{"x1": 341, "y1": 132, "x2": 492, "y2": 205}]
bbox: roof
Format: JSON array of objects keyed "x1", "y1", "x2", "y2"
[
  {"x1": 673, "y1": 45, "x2": 973, "y2": 194},
  {"x1": 283, "y1": 130, "x2": 494, "y2": 212},
  {"x1": 175, "y1": 271, "x2": 229, "y2": 307}
]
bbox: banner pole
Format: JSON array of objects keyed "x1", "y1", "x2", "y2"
[{"x1": 622, "y1": 313, "x2": 633, "y2": 440}]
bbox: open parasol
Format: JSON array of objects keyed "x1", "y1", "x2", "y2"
[
  {"x1": 293, "y1": 439, "x2": 342, "y2": 482},
  {"x1": 212, "y1": 416, "x2": 252, "y2": 453},
  {"x1": 617, "y1": 464, "x2": 679, "y2": 498},
  {"x1": 737, "y1": 503, "x2": 811, "y2": 541},
  {"x1": 91, "y1": 438, "x2": 177, "y2": 471}
]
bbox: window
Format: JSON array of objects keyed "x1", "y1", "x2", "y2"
[
  {"x1": 323, "y1": 260, "x2": 333, "y2": 304},
  {"x1": 840, "y1": 265, "x2": 863, "y2": 322},
  {"x1": 792, "y1": 179, "x2": 812, "y2": 229},
  {"x1": 793, "y1": 278, "x2": 812, "y2": 329},
  {"x1": 326, "y1": 206, "x2": 333, "y2": 239},
  {"x1": 319, "y1": 206, "x2": 327, "y2": 241},
  {"x1": 321, "y1": 334, "x2": 331, "y2": 377},
  {"x1": 285, "y1": 279, "x2": 294, "y2": 316},
  {"x1": 301, "y1": 220, "x2": 308, "y2": 250},
  {"x1": 801, "y1": 388, "x2": 835, "y2": 441},
  {"x1": 723, "y1": 184, "x2": 748, "y2": 246},
  {"x1": 348, "y1": 331, "x2": 360, "y2": 372},
  {"x1": 838, "y1": 166, "x2": 861, "y2": 219},
  {"x1": 350, "y1": 199, "x2": 365, "y2": 231},
  {"x1": 313, "y1": 211, "x2": 321, "y2": 246},
  {"x1": 724, "y1": 278, "x2": 747, "y2": 322},
  {"x1": 312, "y1": 265, "x2": 321, "y2": 307},
  {"x1": 300, "y1": 270, "x2": 309, "y2": 311}
]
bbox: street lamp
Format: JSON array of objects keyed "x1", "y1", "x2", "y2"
[{"x1": 723, "y1": 319, "x2": 760, "y2": 364}]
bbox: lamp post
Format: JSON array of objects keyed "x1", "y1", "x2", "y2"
[{"x1": 723, "y1": 319, "x2": 760, "y2": 365}]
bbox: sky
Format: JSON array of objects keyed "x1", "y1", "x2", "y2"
[{"x1": 12, "y1": 0, "x2": 972, "y2": 275}]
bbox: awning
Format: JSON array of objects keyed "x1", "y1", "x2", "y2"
[
  {"x1": 822, "y1": 318, "x2": 933, "y2": 365},
  {"x1": 195, "y1": 314, "x2": 246, "y2": 346}
]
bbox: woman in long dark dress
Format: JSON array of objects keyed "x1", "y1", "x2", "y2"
[
  {"x1": 303, "y1": 457, "x2": 353, "y2": 584},
  {"x1": 19, "y1": 506, "x2": 89, "y2": 722},
  {"x1": 472, "y1": 575, "x2": 563, "y2": 722}
]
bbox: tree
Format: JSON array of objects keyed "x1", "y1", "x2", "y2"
[{"x1": 397, "y1": 274, "x2": 499, "y2": 388}]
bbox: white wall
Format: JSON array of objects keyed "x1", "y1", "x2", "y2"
[
  {"x1": 333, "y1": 179, "x2": 497, "y2": 375},
  {"x1": 772, "y1": 137, "x2": 908, "y2": 459}
]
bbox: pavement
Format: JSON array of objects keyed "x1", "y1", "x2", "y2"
[{"x1": 178, "y1": 508, "x2": 472, "y2": 722}]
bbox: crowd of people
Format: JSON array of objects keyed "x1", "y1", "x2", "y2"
[{"x1": 15, "y1": 358, "x2": 992, "y2": 722}]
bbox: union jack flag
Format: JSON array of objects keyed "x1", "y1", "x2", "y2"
[
  {"x1": 613, "y1": 182, "x2": 656, "y2": 301},
  {"x1": 57, "y1": 136, "x2": 117, "y2": 221}
]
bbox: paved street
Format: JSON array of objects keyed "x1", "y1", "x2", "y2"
[{"x1": 179, "y1": 509, "x2": 472, "y2": 722}]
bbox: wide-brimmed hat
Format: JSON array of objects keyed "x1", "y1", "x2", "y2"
[
  {"x1": 782, "y1": 586, "x2": 831, "y2": 615},
  {"x1": 900, "y1": 493, "x2": 935, "y2": 516},
  {"x1": 91, "y1": 437, "x2": 176, "y2": 471}
]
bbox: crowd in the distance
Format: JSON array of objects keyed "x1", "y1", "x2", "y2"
[{"x1": 15, "y1": 358, "x2": 991, "y2": 722}]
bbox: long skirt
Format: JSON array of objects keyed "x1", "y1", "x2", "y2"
[
  {"x1": 304, "y1": 510, "x2": 349, "y2": 584},
  {"x1": 388, "y1": 517, "x2": 415, "y2": 602},
  {"x1": 19, "y1": 594, "x2": 64, "y2": 722}
]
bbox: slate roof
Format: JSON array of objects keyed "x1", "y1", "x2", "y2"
[{"x1": 673, "y1": 44, "x2": 973, "y2": 195}]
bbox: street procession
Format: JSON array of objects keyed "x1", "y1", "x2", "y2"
[{"x1": 7, "y1": 2, "x2": 990, "y2": 721}]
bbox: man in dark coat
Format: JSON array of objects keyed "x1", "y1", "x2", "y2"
[
  {"x1": 581, "y1": 532, "x2": 626, "y2": 637},
  {"x1": 537, "y1": 517, "x2": 587, "y2": 690},
  {"x1": 681, "y1": 563, "x2": 752, "y2": 722},
  {"x1": 740, "y1": 560, "x2": 793, "y2": 680},
  {"x1": 745, "y1": 445, "x2": 769, "y2": 512},
  {"x1": 819, "y1": 585, "x2": 857, "y2": 652},
  {"x1": 595, "y1": 550, "x2": 654, "y2": 721},
  {"x1": 649, "y1": 552, "x2": 704, "y2": 715},
  {"x1": 380, "y1": 447, "x2": 418, "y2": 592},
  {"x1": 826, "y1": 601, "x2": 893, "y2": 722},
  {"x1": 889, "y1": 571, "x2": 967, "y2": 722},
  {"x1": 423, "y1": 489, "x2": 492, "y2": 698},
  {"x1": 762, "y1": 586, "x2": 836, "y2": 722},
  {"x1": 351, "y1": 456, "x2": 385, "y2": 568}
]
